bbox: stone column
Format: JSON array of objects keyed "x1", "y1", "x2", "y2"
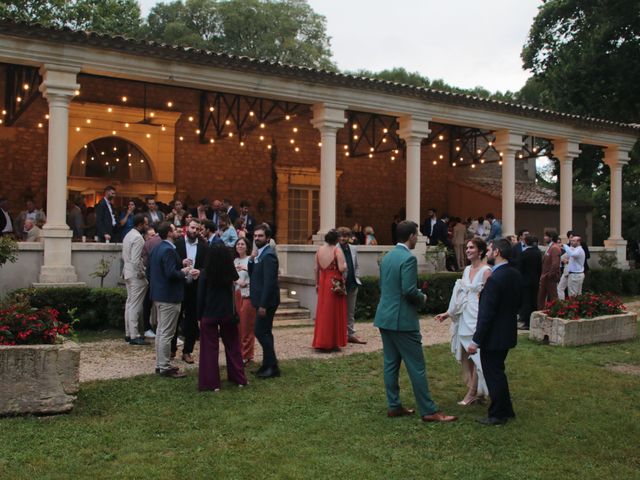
[
  {"x1": 397, "y1": 115, "x2": 430, "y2": 272},
  {"x1": 604, "y1": 146, "x2": 630, "y2": 269},
  {"x1": 311, "y1": 103, "x2": 346, "y2": 242},
  {"x1": 555, "y1": 140, "x2": 581, "y2": 241},
  {"x1": 494, "y1": 130, "x2": 523, "y2": 238},
  {"x1": 35, "y1": 64, "x2": 83, "y2": 285},
  {"x1": 397, "y1": 116, "x2": 431, "y2": 225}
]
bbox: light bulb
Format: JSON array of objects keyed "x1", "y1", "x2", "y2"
[
  {"x1": 121, "y1": 96, "x2": 127, "y2": 102},
  {"x1": 188, "y1": 116, "x2": 194, "y2": 122},
  {"x1": 438, "y1": 135, "x2": 444, "y2": 141},
  {"x1": 146, "y1": 133, "x2": 151, "y2": 138},
  {"x1": 293, "y1": 127, "x2": 298, "y2": 133},
  {"x1": 295, "y1": 147, "x2": 300, "y2": 152},
  {"x1": 167, "y1": 101, "x2": 173, "y2": 108},
  {"x1": 285, "y1": 115, "x2": 291, "y2": 120},
  {"x1": 179, "y1": 136, "x2": 184, "y2": 141},
  {"x1": 107, "y1": 107, "x2": 113, "y2": 113},
  {"x1": 112, "y1": 130, "x2": 117, "y2": 135},
  {"x1": 260, "y1": 123, "x2": 265, "y2": 129},
  {"x1": 37, "y1": 123, "x2": 43, "y2": 128}
]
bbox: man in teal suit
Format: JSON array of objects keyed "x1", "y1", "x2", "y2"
[{"x1": 374, "y1": 221, "x2": 457, "y2": 423}]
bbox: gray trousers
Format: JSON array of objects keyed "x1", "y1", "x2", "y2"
[
  {"x1": 124, "y1": 277, "x2": 147, "y2": 339},
  {"x1": 347, "y1": 287, "x2": 358, "y2": 337},
  {"x1": 154, "y1": 301, "x2": 181, "y2": 371}
]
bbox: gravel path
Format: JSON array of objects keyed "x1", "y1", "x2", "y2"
[
  {"x1": 80, "y1": 301, "x2": 640, "y2": 383},
  {"x1": 79, "y1": 316, "x2": 452, "y2": 383}
]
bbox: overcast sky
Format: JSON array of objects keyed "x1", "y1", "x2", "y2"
[{"x1": 138, "y1": 0, "x2": 542, "y2": 93}]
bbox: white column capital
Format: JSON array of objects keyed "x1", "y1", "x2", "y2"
[
  {"x1": 494, "y1": 129, "x2": 524, "y2": 154},
  {"x1": 310, "y1": 103, "x2": 347, "y2": 132},
  {"x1": 554, "y1": 139, "x2": 581, "y2": 162},
  {"x1": 39, "y1": 63, "x2": 80, "y2": 101},
  {"x1": 604, "y1": 146, "x2": 631, "y2": 168},
  {"x1": 396, "y1": 115, "x2": 431, "y2": 142}
]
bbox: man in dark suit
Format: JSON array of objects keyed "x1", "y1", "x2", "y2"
[
  {"x1": 0, "y1": 197, "x2": 14, "y2": 236},
  {"x1": 173, "y1": 219, "x2": 209, "y2": 363},
  {"x1": 248, "y1": 223, "x2": 281, "y2": 379},
  {"x1": 239, "y1": 200, "x2": 256, "y2": 242},
  {"x1": 148, "y1": 222, "x2": 199, "y2": 378},
  {"x1": 429, "y1": 214, "x2": 449, "y2": 246},
  {"x1": 468, "y1": 238, "x2": 523, "y2": 425},
  {"x1": 95, "y1": 185, "x2": 117, "y2": 242},
  {"x1": 223, "y1": 199, "x2": 239, "y2": 225},
  {"x1": 516, "y1": 235, "x2": 542, "y2": 330},
  {"x1": 511, "y1": 229, "x2": 529, "y2": 266},
  {"x1": 420, "y1": 208, "x2": 437, "y2": 240}
]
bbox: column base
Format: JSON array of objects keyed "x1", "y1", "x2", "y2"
[
  {"x1": 604, "y1": 238, "x2": 629, "y2": 270},
  {"x1": 39, "y1": 226, "x2": 82, "y2": 284},
  {"x1": 312, "y1": 233, "x2": 325, "y2": 245}
]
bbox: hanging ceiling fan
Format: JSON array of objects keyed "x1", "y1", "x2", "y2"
[{"x1": 116, "y1": 83, "x2": 164, "y2": 128}]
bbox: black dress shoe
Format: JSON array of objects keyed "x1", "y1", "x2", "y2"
[
  {"x1": 257, "y1": 366, "x2": 281, "y2": 379},
  {"x1": 252, "y1": 365, "x2": 267, "y2": 375},
  {"x1": 129, "y1": 337, "x2": 149, "y2": 346},
  {"x1": 477, "y1": 416, "x2": 508, "y2": 426},
  {"x1": 125, "y1": 336, "x2": 131, "y2": 343}
]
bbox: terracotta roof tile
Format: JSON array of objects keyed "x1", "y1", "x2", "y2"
[
  {"x1": 453, "y1": 177, "x2": 560, "y2": 206},
  {"x1": 1, "y1": 20, "x2": 639, "y2": 136}
]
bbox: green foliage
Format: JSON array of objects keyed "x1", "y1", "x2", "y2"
[
  {"x1": 582, "y1": 268, "x2": 639, "y2": 295},
  {"x1": 9, "y1": 287, "x2": 127, "y2": 329},
  {"x1": 348, "y1": 67, "x2": 519, "y2": 102},
  {"x1": 145, "y1": 0, "x2": 335, "y2": 69},
  {"x1": 0, "y1": 0, "x2": 143, "y2": 37},
  {"x1": 90, "y1": 256, "x2": 115, "y2": 288},
  {"x1": 355, "y1": 272, "x2": 462, "y2": 319},
  {"x1": 544, "y1": 292, "x2": 625, "y2": 319},
  {"x1": 0, "y1": 235, "x2": 18, "y2": 268}
]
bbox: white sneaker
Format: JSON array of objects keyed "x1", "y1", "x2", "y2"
[
  {"x1": 177, "y1": 338, "x2": 184, "y2": 347},
  {"x1": 144, "y1": 329, "x2": 156, "y2": 338}
]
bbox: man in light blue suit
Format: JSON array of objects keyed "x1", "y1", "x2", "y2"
[{"x1": 374, "y1": 221, "x2": 457, "y2": 423}]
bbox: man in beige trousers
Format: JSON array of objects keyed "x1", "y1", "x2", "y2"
[{"x1": 122, "y1": 214, "x2": 149, "y2": 346}]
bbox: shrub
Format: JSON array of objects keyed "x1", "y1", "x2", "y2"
[
  {"x1": 544, "y1": 293, "x2": 625, "y2": 320},
  {"x1": 0, "y1": 302, "x2": 73, "y2": 345},
  {"x1": 583, "y1": 268, "x2": 623, "y2": 294},
  {"x1": 355, "y1": 272, "x2": 462, "y2": 320},
  {"x1": 0, "y1": 235, "x2": 18, "y2": 268},
  {"x1": 8, "y1": 287, "x2": 127, "y2": 330}
]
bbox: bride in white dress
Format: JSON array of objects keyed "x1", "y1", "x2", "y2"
[{"x1": 435, "y1": 238, "x2": 491, "y2": 405}]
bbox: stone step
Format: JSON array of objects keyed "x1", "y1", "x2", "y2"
[
  {"x1": 274, "y1": 307, "x2": 312, "y2": 320},
  {"x1": 279, "y1": 297, "x2": 301, "y2": 309},
  {"x1": 273, "y1": 318, "x2": 314, "y2": 328}
]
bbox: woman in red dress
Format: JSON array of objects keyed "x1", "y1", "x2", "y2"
[{"x1": 312, "y1": 229, "x2": 348, "y2": 351}]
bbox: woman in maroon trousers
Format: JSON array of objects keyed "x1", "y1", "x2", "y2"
[{"x1": 197, "y1": 244, "x2": 247, "y2": 391}]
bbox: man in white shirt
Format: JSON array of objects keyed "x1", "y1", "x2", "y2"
[
  {"x1": 122, "y1": 214, "x2": 150, "y2": 345},
  {"x1": 562, "y1": 235, "x2": 586, "y2": 297}
]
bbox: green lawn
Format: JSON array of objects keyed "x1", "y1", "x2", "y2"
[{"x1": 1, "y1": 335, "x2": 639, "y2": 479}]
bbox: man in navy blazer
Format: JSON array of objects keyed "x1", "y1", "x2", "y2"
[
  {"x1": 468, "y1": 238, "x2": 523, "y2": 425},
  {"x1": 95, "y1": 186, "x2": 117, "y2": 242},
  {"x1": 147, "y1": 222, "x2": 199, "y2": 378},
  {"x1": 248, "y1": 223, "x2": 281, "y2": 379}
]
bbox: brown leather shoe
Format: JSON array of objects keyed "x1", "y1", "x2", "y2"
[
  {"x1": 422, "y1": 411, "x2": 458, "y2": 422},
  {"x1": 348, "y1": 336, "x2": 367, "y2": 344},
  {"x1": 387, "y1": 407, "x2": 415, "y2": 418},
  {"x1": 158, "y1": 368, "x2": 187, "y2": 378},
  {"x1": 182, "y1": 353, "x2": 194, "y2": 364}
]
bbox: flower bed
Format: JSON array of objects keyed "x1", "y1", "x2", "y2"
[
  {"x1": 0, "y1": 302, "x2": 79, "y2": 415},
  {"x1": 530, "y1": 294, "x2": 637, "y2": 346}
]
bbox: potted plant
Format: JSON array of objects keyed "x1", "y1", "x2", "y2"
[
  {"x1": 530, "y1": 293, "x2": 637, "y2": 346},
  {"x1": 0, "y1": 300, "x2": 80, "y2": 415}
]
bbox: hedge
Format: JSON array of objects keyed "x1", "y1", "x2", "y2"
[
  {"x1": 356, "y1": 268, "x2": 640, "y2": 320},
  {"x1": 8, "y1": 287, "x2": 126, "y2": 330},
  {"x1": 355, "y1": 272, "x2": 462, "y2": 320}
]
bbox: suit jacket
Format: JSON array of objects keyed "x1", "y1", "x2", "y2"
[
  {"x1": 0, "y1": 208, "x2": 13, "y2": 234},
  {"x1": 516, "y1": 246, "x2": 542, "y2": 288},
  {"x1": 144, "y1": 210, "x2": 165, "y2": 228},
  {"x1": 122, "y1": 229, "x2": 146, "y2": 280},
  {"x1": 511, "y1": 242, "x2": 524, "y2": 266},
  {"x1": 174, "y1": 236, "x2": 208, "y2": 270},
  {"x1": 95, "y1": 198, "x2": 115, "y2": 240},
  {"x1": 374, "y1": 245, "x2": 426, "y2": 332},
  {"x1": 147, "y1": 240, "x2": 186, "y2": 304},
  {"x1": 248, "y1": 245, "x2": 280, "y2": 309},
  {"x1": 429, "y1": 220, "x2": 448, "y2": 246},
  {"x1": 227, "y1": 206, "x2": 239, "y2": 224},
  {"x1": 348, "y1": 244, "x2": 363, "y2": 286},
  {"x1": 473, "y1": 263, "x2": 523, "y2": 350},
  {"x1": 541, "y1": 243, "x2": 562, "y2": 282}
]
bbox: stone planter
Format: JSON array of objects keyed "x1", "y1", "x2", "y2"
[
  {"x1": 529, "y1": 311, "x2": 637, "y2": 346},
  {"x1": 0, "y1": 340, "x2": 80, "y2": 415}
]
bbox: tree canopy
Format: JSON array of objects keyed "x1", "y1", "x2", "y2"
[{"x1": 522, "y1": 0, "x2": 640, "y2": 245}]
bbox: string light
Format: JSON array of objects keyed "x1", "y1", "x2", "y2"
[
  {"x1": 391, "y1": 156, "x2": 395, "y2": 161},
  {"x1": 352, "y1": 124, "x2": 358, "y2": 129},
  {"x1": 518, "y1": 154, "x2": 524, "y2": 159},
  {"x1": 432, "y1": 143, "x2": 437, "y2": 148},
  {"x1": 383, "y1": 128, "x2": 388, "y2": 133},
  {"x1": 23, "y1": 83, "x2": 29, "y2": 90},
  {"x1": 480, "y1": 159, "x2": 485, "y2": 164},
  {"x1": 80, "y1": 160, "x2": 85, "y2": 165},
  {"x1": 455, "y1": 146, "x2": 460, "y2": 152},
  {"x1": 188, "y1": 116, "x2": 194, "y2": 122},
  {"x1": 394, "y1": 150, "x2": 399, "y2": 154},
  {"x1": 267, "y1": 145, "x2": 272, "y2": 150},
  {"x1": 115, "y1": 158, "x2": 120, "y2": 162},
  {"x1": 86, "y1": 119, "x2": 91, "y2": 124},
  {"x1": 209, "y1": 138, "x2": 215, "y2": 144},
  {"x1": 128, "y1": 162, "x2": 132, "y2": 166},
  {"x1": 167, "y1": 101, "x2": 173, "y2": 108},
  {"x1": 285, "y1": 115, "x2": 291, "y2": 120},
  {"x1": 439, "y1": 154, "x2": 444, "y2": 160},
  {"x1": 368, "y1": 153, "x2": 373, "y2": 158},
  {"x1": 345, "y1": 152, "x2": 350, "y2": 157},
  {"x1": 149, "y1": 112, "x2": 155, "y2": 118},
  {"x1": 369, "y1": 147, "x2": 374, "y2": 152},
  {"x1": 289, "y1": 139, "x2": 295, "y2": 144},
  {"x1": 113, "y1": 147, "x2": 117, "y2": 151},
  {"x1": 128, "y1": 153, "x2": 132, "y2": 157},
  {"x1": 84, "y1": 145, "x2": 87, "y2": 149},
  {"x1": 121, "y1": 96, "x2": 127, "y2": 102},
  {"x1": 488, "y1": 141, "x2": 493, "y2": 146},
  {"x1": 318, "y1": 142, "x2": 322, "y2": 147},
  {"x1": 75, "y1": 127, "x2": 80, "y2": 132},
  {"x1": 240, "y1": 141, "x2": 245, "y2": 147},
  {"x1": 112, "y1": 130, "x2": 117, "y2": 135},
  {"x1": 438, "y1": 135, "x2": 444, "y2": 141},
  {"x1": 249, "y1": 111, "x2": 255, "y2": 117},
  {"x1": 146, "y1": 133, "x2": 151, "y2": 138},
  {"x1": 101, "y1": 151, "x2": 105, "y2": 155},
  {"x1": 45, "y1": 114, "x2": 49, "y2": 119},
  {"x1": 343, "y1": 145, "x2": 348, "y2": 150},
  {"x1": 161, "y1": 125, "x2": 166, "y2": 132},
  {"x1": 107, "y1": 107, "x2": 113, "y2": 113},
  {"x1": 499, "y1": 160, "x2": 503, "y2": 166},
  {"x1": 353, "y1": 135, "x2": 358, "y2": 140},
  {"x1": 295, "y1": 147, "x2": 300, "y2": 152},
  {"x1": 259, "y1": 135, "x2": 265, "y2": 141},
  {"x1": 452, "y1": 162, "x2": 457, "y2": 167},
  {"x1": 105, "y1": 161, "x2": 109, "y2": 166},
  {"x1": 2, "y1": 110, "x2": 6, "y2": 115},
  {"x1": 225, "y1": 120, "x2": 231, "y2": 125},
  {"x1": 228, "y1": 132, "x2": 233, "y2": 137},
  {"x1": 382, "y1": 138, "x2": 387, "y2": 143},
  {"x1": 0, "y1": 119, "x2": 3, "y2": 125},
  {"x1": 179, "y1": 136, "x2": 184, "y2": 141},
  {"x1": 432, "y1": 160, "x2": 437, "y2": 165},
  {"x1": 292, "y1": 127, "x2": 298, "y2": 133},
  {"x1": 195, "y1": 129, "x2": 201, "y2": 134},
  {"x1": 16, "y1": 96, "x2": 22, "y2": 102},
  {"x1": 37, "y1": 123, "x2": 43, "y2": 128},
  {"x1": 477, "y1": 149, "x2": 482, "y2": 154},
  {"x1": 125, "y1": 123, "x2": 130, "y2": 128},
  {"x1": 140, "y1": 159, "x2": 145, "y2": 163},
  {"x1": 471, "y1": 164, "x2": 476, "y2": 168},
  {"x1": 74, "y1": 90, "x2": 80, "y2": 96},
  {"x1": 209, "y1": 106, "x2": 214, "y2": 112},
  {"x1": 260, "y1": 123, "x2": 265, "y2": 129}
]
